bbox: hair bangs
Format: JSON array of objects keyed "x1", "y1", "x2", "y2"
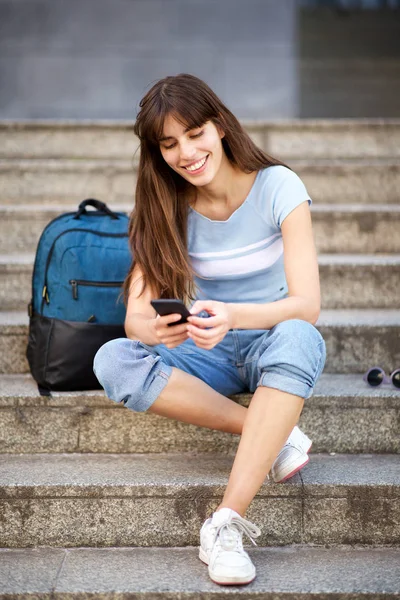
[{"x1": 143, "y1": 97, "x2": 214, "y2": 148}]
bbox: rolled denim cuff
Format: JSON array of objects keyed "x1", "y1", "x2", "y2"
[
  {"x1": 258, "y1": 371, "x2": 314, "y2": 400},
  {"x1": 124, "y1": 363, "x2": 173, "y2": 412}
]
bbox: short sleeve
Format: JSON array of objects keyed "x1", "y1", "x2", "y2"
[{"x1": 270, "y1": 166, "x2": 312, "y2": 229}]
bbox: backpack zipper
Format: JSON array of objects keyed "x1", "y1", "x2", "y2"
[
  {"x1": 40, "y1": 228, "x2": 129, "y2": 313},
  {"x1": 70, "y1": 279, "x2": 124, "y2": 300}
]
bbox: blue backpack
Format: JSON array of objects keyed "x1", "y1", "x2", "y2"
[{"x1": 26, "y1": 199, "x2": 132, "y2": 395}]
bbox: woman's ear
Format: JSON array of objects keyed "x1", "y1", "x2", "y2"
[{"x1": 216, "y1": 123, "x2": 225, "y2": 139}]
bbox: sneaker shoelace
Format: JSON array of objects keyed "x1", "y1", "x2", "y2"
[{"x1": 213, "y1": 516, "x2": 261, "y2": 553}]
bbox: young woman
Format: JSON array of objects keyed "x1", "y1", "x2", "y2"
[{"x1": 94, "y1": 73, "x2": 326, "y2": 586}]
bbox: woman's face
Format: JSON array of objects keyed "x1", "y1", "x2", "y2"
[{"x1": 159, "y1": 114, "x2": 225, "y2": 186}]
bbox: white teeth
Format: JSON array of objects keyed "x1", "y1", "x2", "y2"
[{"x1": 185, "y1": 156, "x2": 207, "y2": 171}]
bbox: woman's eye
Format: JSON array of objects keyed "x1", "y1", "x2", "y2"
[{"x1": 163, "y1": 131, "x2": 204, "y2": 151}]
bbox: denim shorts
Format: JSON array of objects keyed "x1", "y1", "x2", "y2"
[{"x1": 93, "y1": 319, "x2": 326, "y2": 413}]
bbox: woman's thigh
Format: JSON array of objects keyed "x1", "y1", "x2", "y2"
[
  {"x1": 93, "y1": 335, "x2": 247, "y2": 412},
  {"x1": 152, "y1": 335, "x2": 247, "y2": 397}
]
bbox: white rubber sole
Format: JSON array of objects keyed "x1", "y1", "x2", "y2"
[
  {"x1": 272, "y1": 441, "x2": 313, "y2": 483},
  {"x1": 199, "y1": 547, "x2": 256, "y2": 585}
]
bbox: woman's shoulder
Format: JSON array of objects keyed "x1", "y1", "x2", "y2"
[
  {"x1": 253, "y1": 165, "x2": 312, "y2": 229},
  {"x1": 257, "y1": 164, "x2": 302, "y2": 186}
]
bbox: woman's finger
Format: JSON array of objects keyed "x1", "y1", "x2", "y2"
[
  {"x1": 188, "y1": 325, "x2": 223, "y2": 342},
  {"x1": 187, "y1": 315, "x2": 219, "y2": 329}
]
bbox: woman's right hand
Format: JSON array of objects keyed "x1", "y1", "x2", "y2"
[{"x1": 149, "y1": 314, "x2": 190, "y2": 349}]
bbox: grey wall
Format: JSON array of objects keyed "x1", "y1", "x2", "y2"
[
  {"x1": 299, "y1": 7, "x2": 400, "y2": 117},
  {"x1": 0, "y1": 0, "x2": 298, "y2": 120},
  {"x1": 0, "y1": 0, "x2": 399, "y2": 120}
]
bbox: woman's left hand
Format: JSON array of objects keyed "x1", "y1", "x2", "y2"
[{"x1": 187, "y1": 300, "x2": 234, "y2": 350}]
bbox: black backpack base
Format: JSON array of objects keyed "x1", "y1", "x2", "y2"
[{"x1": 27, "y1": 312, "x2": 125, "y2": 394}]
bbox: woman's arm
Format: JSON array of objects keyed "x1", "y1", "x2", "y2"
[
  {"x1": 124, "y1": 264, "x2": 190, "y2": 347},
  {"x1": 229, "y1": 201, "x2": 321, "y2": 329},
  {"x1": 124, "y1": 265, "x2": 160, "y2": 345}
]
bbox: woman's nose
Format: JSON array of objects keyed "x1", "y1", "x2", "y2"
[{"x1": 179, "y1": 141, "x2": 196, "y2": 160}]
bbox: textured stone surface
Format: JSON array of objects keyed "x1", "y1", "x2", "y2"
[
  {"x1": 0, "y1": 453, "x2": 399, "y2": 548},
  {"x1": 301, "y1": 454, "x2": 400, "y2": 544},
  {"x1": 1, "y1": 546, "x2": 400, "y2": 597},
  {"x1": 294, "y1": 160, "x2": 400, "y2": 205},
  {"x1": 0, "y1": 159, "x2": 136, "y2": 206},
  {"x1": 0, "y1": 547, "x2": 64, "y2": 596},
  {"x1": 1, "y1": 120, "x2": 400, "y2": 159},
  {"x1": 1, "y1": 308, "x2": 400, "y2": 373},
  {"x1": 0, "y1": 496, "x2": 301, "y2": 548},
  {"x1": 266, "y1": 121, "x2": 400, "y2": 159},
  {"x1": 1, "y1": 159, "x2": 400, "y2": 208},
  {"x1": 2, "y1": 254, "x2": 400, "y2": 311},
  {"x1": 0, "y1": 407, "x2": 81, "y2": 453},
  {"x1": 0, "y1": 374, "x2": 399, "y2": 455},
  {"x1": 2, "y1": 202, "x2": 400, "y2": 255}
]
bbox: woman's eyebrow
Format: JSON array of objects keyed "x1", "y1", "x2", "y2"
[{"x1": 159, "y1": 126, "x2": 194, "y2": 142}]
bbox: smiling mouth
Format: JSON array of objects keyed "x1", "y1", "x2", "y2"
[{"x1": 182, "y1": 155, "x2": 209, "y2": 172}]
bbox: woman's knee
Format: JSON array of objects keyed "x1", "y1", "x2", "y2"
[
  {"x1": 273, "y1": 318, "x2": 324, "y2": 350},
  {"x1": 93, "y1": 338, "x2": 134, "y2": 386},
  {"x1": 93, "y1": 338, "x2": 166, "y2": 412},
  {"x1": 258, "y1": 319, "x2": 326, "y2": 390}
]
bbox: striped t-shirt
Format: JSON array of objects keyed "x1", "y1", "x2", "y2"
[{"x1": 187, "y1": 165, "x2": 312, "y2": 305}]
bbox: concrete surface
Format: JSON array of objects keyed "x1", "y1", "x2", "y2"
[{"x1": 1, "y1": 545, "x2": 400, "y2": 597}]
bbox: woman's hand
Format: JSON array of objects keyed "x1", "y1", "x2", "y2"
[
  {"x1": 186, "y1": 300, "x2": 234, "y2": 350},
  {"x1": 149, "y1": 314, "x2": 189, "y2": 349}
]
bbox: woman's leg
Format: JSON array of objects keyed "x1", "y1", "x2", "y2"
[
  {"x1": 217, "y1": 319, "x2": 326, "y2": 516},
  {"x1": 217, "y1": 386, "x2": 303, "y2": 515},
  {"x1": 93, "y1": 335, "x2": 248, "y2": 432},
  {"x1": 149, "y1": 367, "x2": 247, "y2": 434}
]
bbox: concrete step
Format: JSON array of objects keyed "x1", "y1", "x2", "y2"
[
  {"x1": 1, "y1": 309, "x2": 399, "y2": 375},
  {"x1": 1, "y1": 253, "x2": 399, "y2": 312},
  {"x1": 1, "y1": 158, "x2": 400, "y2": 205},
  {"x1": 1, "y1": 545, "x2": 400, "y2": 598},
  {"x1": 1, "y1": 119, "x2": 399, "y2": 159},
  {"x1": 0, "y1": 453, "x2": 399, "y2": 547},
  {"x1": 0, "y1": 374, "x2": 398, "y2": 455},
  {"x1": 2, "y1": 203, "x2": 400, "y2": 255}
]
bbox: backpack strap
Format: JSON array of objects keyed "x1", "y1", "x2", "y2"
[
  {"x1": 73, "y1": 199, "x2": 119, "y2": 220},
  {"x1": 38, "y1": 384, "x2": 52, "y2": 397}
]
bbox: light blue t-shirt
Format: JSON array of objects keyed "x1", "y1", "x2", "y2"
[{"x1": 187, "y1": 165, "x2": 312, "y2": 304}]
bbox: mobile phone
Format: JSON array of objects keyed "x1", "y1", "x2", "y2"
[{"x1": 151, "y1": 299, "x2": 192, "y2": 327}]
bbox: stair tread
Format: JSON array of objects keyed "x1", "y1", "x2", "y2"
[
  {"x1": 1, "y1": 372, "x2": 399, "y2": 402},
  {"x1": 3, "y1": 252, "x2": 400, "y2": 266},
  {"x1": 0, "y1": 453, "x2": 399, "y2": 494},
  {"x1": 2, "y1": 308, "x2": 400, "y2": 327},
  {"x1": 1, "y1": 545, "x2": 400, "y2": 597},
  {"x1": 1, "y1": 157, "x2": 399, "y2": 167},
  {"x1": 1, "y1": 201, "x2": 399, "y2": 212}
]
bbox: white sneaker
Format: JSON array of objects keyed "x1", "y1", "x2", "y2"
[
  {"x1": 271, "y1": 425, "x2": 312, "y2": 483},
  {"x1": 199, "y1": 507, "x2": 261, "y2": 585}
]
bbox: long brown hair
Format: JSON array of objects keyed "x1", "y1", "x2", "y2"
[{"x1": 123, "y1": 73, "x2": 290, "y2": 305}]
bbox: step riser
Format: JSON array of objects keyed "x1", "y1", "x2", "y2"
[
  {"x1": 2, "y1": 210, "x2": 400, "y2": 254},
  {"x1": 1, "y1": 163, "x2": 399, "y2": 205},
  {"x1": 1, "y1": 264, "x2": 399, "y2": 311},
  {"x1": 1, "y1": 122, "x2": 399, "y2": 159},
  {"x1": 0, "y1": 401, "x2": 398, "y2": 455},
  {"x1": 0, "y1": 324, "x2": 399, "y2": 375},
  {"x1": 0, "y1": 483, "x2": 398, "y2": 548},
  {"x1": 0, "y1": 164, "x2": 136, "y2": 205}
]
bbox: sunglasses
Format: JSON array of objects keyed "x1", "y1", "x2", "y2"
[{"x1": 363, "y1": 366, "x2": 400, "y2": 389}]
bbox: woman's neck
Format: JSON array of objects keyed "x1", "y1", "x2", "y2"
[{"x1": 194, "y1": 160, "x2": 257, "y2": 210}]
